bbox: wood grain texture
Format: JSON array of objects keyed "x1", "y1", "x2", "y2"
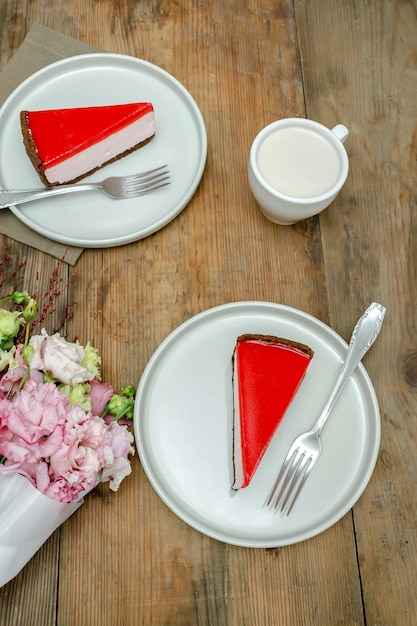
[
  {"x1": 295, "y1": 1, "x2": 417, "y2": 624},
  {"x1": 0, "y1": 0, "x2": 415, "y2": 624}
]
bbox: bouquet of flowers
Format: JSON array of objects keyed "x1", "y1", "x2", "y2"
[{"x1": 0, "y1": 286, "x2": 135, "y2": 586}]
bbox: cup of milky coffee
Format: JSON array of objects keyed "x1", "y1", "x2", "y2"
[{"x1": 248, "y1": 118, "x2": 349, "y2": 225}]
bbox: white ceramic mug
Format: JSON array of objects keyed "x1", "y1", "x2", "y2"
[{"x1": 248, "y1": 118, "x2": 349, "y2": 225}]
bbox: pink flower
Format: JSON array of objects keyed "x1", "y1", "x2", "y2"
[
  {"x1": 88, "y1": 378, "x2": 114, "y2": 416},
  {"x1": 100, "y1": 456, "x2": 132, "y2": 491},
  {"x1": 49, "y1": 406, "x2": 107, "y2": 490},
  {"x1": 42, "y1": 476, "x2": 84, "y2": 504},
  {"x1": 0, "y1": 436, "x2": 40, "y2": 466},
  {"x1": 0, "y1": 362, "x2": 43, "y2": 397},
  {"x1": 108, "y1": 422, "x2": 135, "y2": 459},
  {"x1": 3, "y1": 380, "x2": 69, "y2": 445},
  {"x1": 0, "y1": 454, "x2": 49, "y2": 490},
  {"x1": 0, "y1": 347, "x2": 28, "y2": 396},
  {"x1": 99, "y1": 423, "x2": 135, "y2": 491},
  {"x1": 0, "y1": 280, "x2": 135, "y2": 504},
  {"x1": 29, "y1": 329, "x2": 94, "y2": 385},
  {"x1": 0, "y1": 331, "x2": 135, "y2": 502}
]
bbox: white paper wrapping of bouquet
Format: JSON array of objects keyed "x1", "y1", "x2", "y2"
[{"x1": 0, "y1": 473, "x2": 85, "y2": 587}]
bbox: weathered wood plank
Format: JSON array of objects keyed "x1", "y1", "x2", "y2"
[{"x1": 295, "y1": 0, "x2": 417, "y2": 624}]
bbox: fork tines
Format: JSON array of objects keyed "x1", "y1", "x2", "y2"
[
  {"x1": 125, "y1": 165, "x2": 170, "y2": 196},
  {"x1": 265, "y1": 446, "x2": 313, "y2": 516}
]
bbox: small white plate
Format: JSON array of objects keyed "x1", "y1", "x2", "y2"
[
  {"x1": 134, "y1": 301, "x2": 381, "y2": 547},
  {"x1": 0, "y1": 53, "x2": 207, "y2": 248}
]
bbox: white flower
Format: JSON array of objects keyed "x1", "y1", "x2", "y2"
[{"x1": 29, "y1": 329, "x2": 94, "y2": 385}]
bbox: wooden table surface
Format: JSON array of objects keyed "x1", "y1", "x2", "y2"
[{"x1": 0, "y1": 1, "x2": 416, "y2": 624}]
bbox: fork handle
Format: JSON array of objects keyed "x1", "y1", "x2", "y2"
[
  {"x1": 0, "y1": 183, "x2": 98, "y2": 208},
  {"x1": 313, "y1": 302, "x2": 386, "y2": 434}
]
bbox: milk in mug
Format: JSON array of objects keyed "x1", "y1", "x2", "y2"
[{"x1": 256, "y1": 127, "x2": 342, "y2": 198}]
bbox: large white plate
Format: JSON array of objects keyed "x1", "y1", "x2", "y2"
[
  {"x1": 0, "y1": 53, "x2": 207, "y2": 247},
  {"x1": 134, "y1": 302, "x2": 381, "y2": 548}
]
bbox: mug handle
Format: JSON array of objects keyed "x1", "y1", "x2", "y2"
[{"x1": 332, "y1": 124, "x2": 349, "y2": 143}]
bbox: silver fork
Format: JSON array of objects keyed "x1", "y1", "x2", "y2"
[
  {"x1": 265, "y1": 302, "x2": 386, "y2": 516},
  {"x1": 0, "y1": 164, "x2": 170, "y2": 208}
]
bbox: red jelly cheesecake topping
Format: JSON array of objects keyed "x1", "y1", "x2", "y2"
[
  {"x1": 232, "y1": 334, "x2": 314, "y2": 489},
  {"x1": 22, "y1": 102, "x2": 154, "y2": 168}
]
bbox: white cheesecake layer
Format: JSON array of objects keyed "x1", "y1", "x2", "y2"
[
  {"x1": 44, "y1": 112, "x2": 155, "y2": 184},
  {"x1": 232, "y1": 354, "x2": 244, "y2": 490}
]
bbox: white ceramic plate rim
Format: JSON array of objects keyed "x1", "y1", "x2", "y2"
[
  {"x1": 0, "y1": 53, "x2": 207, "y2": 247},
  {"x1": 134, "y1": 301, "x2": 381, "y2": 548}
]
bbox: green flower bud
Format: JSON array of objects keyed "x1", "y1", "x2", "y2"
[
  {"x1": 11, "y1": 291, "x2": 31, "y2": 305},
  {"x1": 105, "y1": 389, "x2": 135, "y2": 420},
  {"x1": 106, "y1": 394, "x2": 126, "y2": 415},
  {"x1": 125, "y1": 402, "x2": 134, "y2": 420},
  {"x1": 122, "y1": 385, "x2": 135, "y2": 398},
  {"x1": 22, "y1": 298, "x2": 37, "y2": 321},
  {"x1": 0, "y1": 309, "x2": 24, "y2": 349}
]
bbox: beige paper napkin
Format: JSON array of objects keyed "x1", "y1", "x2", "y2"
[{"x1": 0, "y1": 24, "x2": 100, "y2": 265}]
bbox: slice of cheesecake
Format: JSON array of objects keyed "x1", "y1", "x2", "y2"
[
  {"x1": 20, "y1": 102, "x2": 155, "y2": 186},
  {"x1": 232, "y1": 334, "x2": 314, "y2": 490}
]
